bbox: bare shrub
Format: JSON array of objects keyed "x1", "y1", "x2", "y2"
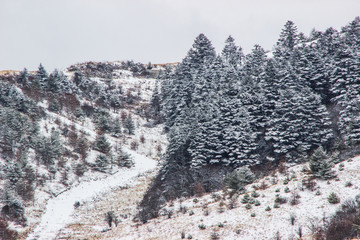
[
  {"x1": 289, "y1": 213, "x2": 296, "y2": 225},
  {"x1": 203, "y1": 207, "x2": 210, "y2": 216},
  {"x1": 326, "y1": 219, "x2": 354, "y2": 240},
  {"x1": 140, "y1": 134, "x2": 145, "y2": 144},
  {"x1": 194, "y1": 182, "x2": 205, "y2": 197},
  {"x1": 68, "y1": 130, "x2": 78, "y2": 146},
  {"x1": 0, "y1": 218, "x2": 18, "y2": 240},
  {"x1": 278, "y1": 161, "x2": 287, "y2": 174},
  {"x1": 60, "y1": 93, "x2": 80, "y2": 112},
  {"x1": 341, "y1": 199, "x2": 358, "y2": 213},
  {"x1": 302, "y1": 177, "x2": 317, "y2": 191},
  {"x1": 259, "y1": 181, "x2": 268, "y2": 190},
  {"x1": 120, "y1": 111, "x2": 128, "y2": 122},
  {"x1": 156, "y1": 144, "x2": 162, "y2": 153},
  {"x1": 290, "y1": 191, "x2": 300, "y2": 206},
  {"x1": 130, "y1": 141, "x2": 139, "y2": 150},
  {"x1": 307, "y1": 218, "x2": 326, "y2": 240},
  {"x1": 297, "y1": 226, "x2": 303, "y2": 238},
  {"x1": 105, "y1": 211, "x2": 119, "y2": 227}
]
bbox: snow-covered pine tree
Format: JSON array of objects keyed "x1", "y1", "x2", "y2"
[
  {"x1": 329, "y1": 24, "x2": 360, "y2": 146},
  {"x1": 94, "y1": 153, "x2": 109, "y2": 172},
  {"x1": 123, "y1": 115, "x2": 135, "y2": 135},
  {"x1": 341, "y1": 16, "x2": 360, "y2": 48},
  {"x1": 309, "y1": 147, "x2": 336, "y2": 179},
  {"x1": 274, "y1": 20, "x2": 299, "y2": 61},
  {"x1": 93, "y1": 134, "x2": 111, "y2": 154},
  {"x1": 36, "y1": 63, "x2": 48, "y2": 90},
  {"x1": 242, "y1": 44, "x2": 267, "y2": 88},
  {"x1": 336, "y1": 86, "x2": 360, "y2": 146},
  {"x1": 17, "y1": 68, "x2": 31, "y2": 87},
  {"x1": 221, "y1": 35, "x2": 243, "y2": 69},
  {"x1": 111, "y1": 117, "x2": 122, "y2": 138},
  {"x1": 150, "y1": 80, "x2": 161, "y2": 117}
]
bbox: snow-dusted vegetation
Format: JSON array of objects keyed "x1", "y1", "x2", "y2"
[
  {"x1": 1, "y1": 16, "x2": 360, "y2": 240},
  {"x1": 0, "y1": 62, "x2": 166, "y2": 239},
  {"x1": 57, "y1": 156, "x2": 360, "y2": 240}
]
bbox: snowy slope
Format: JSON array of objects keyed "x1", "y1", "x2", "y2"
[
  {"x1": 26, "y1": 148, "x2": 156, "y2": 240},
  {"x1": 0, "y1": 69, "x2": 167, "y2": 239},
  {"x1": 58, "y1": 155, "x2": 360, "y2": 240}
]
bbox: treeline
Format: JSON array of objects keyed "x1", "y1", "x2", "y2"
[
  {"x1": 67, "y1": 60, "x2": 150, "y2": 78},
  {"x1": 138, "y1": 17, "x2": 360, "y2": 221}
]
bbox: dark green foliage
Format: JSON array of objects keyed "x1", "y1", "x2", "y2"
[
  {"x1": 241, "y1": 194, "x2": 251, "y2": 204},
  {"x1": 74, "y1": 135, "x2": 90, "y2": 160},
  {"x1": 0, "y1": 82, "x2": 39, "y2": 115},
  {"x1": 115, "y1": 150, "x2": 134, "y2": 168},
  {"x1": 105, "y1": 211, "x2": 119, "y2": 227},
  {"x1": 0, "y1": 107, "x2": 39, "y2": 155},
  {"x1": 110, "y1": 117, "x2": 122, "y2": 138},
  {"x1": 74, "y1": 107, "x2": 85, "y2": 119},
  {"x1": 328, "y1": 192, "x2": 340, "y2": 204},
  {"x1": 74, "y1": 163, "x2": 88, "y2": 177},
  {"x1": 309, "y1": 147, "x2": 336, "y2": 180},
  {"x1": 222, "y1": 35, "x2": 243, "y2": 68},
  {"x1": 140, "y1": 18, "x2": 360, "y2": 223},
  {"x1": 36, "y1": 63, "x2": 48, "y2": 89},
  {"x1": 35, "y1": 129, "x2": 63, "y2": 166},
  {"x1": 224, "y1": 167, "x2": 255, "y2": 193},
  {"x1": 6, "y1": 163, "x2": 23, "y2": 184},
  {"x1": 93, "y1": 108, "x2": 111, "y2": 132},
  {"x1": 198, "y1": 223, "x2": 206, "y2": 230},
  {"x1": 251, "y1": 191, "x2": 260, "y2": 198},
  {"x1": 94, "y1": 154, "x2": 109, "y2": 172},
  {"x1": 93, "y1": 134, "x2": 111, "y2": 154},
  {"x1": 1, "y1": 199, "x2": 27, "y2": 226},
  {"x1": 245, "y1": 203, "x2": 252, "y2": 209},
  {"x1": 123, "y1": 115, "x2": 135, "y2": 135},
  {"x1": 17, "y1": 68, "x2": 31, "y2": 87},
  {"x1": 149, "y1": 81, "x2": 161, "y2": 118},
  {"x1": 48, "y1": 97, "x2": 61, "y2": 113}
]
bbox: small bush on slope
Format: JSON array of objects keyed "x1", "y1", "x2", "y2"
[{"x1": 328, "y1": 192, "x2": 340, "y2": 204}]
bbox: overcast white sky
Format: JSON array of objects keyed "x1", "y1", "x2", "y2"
[{"x1": 0, "y1": 0, "x2": 359, "y2": 71}]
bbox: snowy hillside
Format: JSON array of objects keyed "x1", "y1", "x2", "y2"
[
  {"x1": 2, "y1": 16, "x2": 360, "y2": 240},
  {"x1": 0, "y1": 63, "x2": 167, "y2": 239},
  {"x1": 26, "y1": 148, "x2": 157, "y2": 240},
  {"x1": 55, "y1": 155, "x2": 360, "y2": 240}
]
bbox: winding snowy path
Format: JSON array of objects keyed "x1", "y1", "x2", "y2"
[{"x1": 26, "y1": 149, "x2": 156, "y2": 240}]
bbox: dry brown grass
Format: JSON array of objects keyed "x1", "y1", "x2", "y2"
[{"x1": 58, "y1": 170, "x2": 157, "y2": 239}]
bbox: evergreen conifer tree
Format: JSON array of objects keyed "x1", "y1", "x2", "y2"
[
  {"x1": 123, "y1": 115, "x2": 135, "y2": 135},
  {"x1": 94, "y1": 154, "x2": 109, "y2": 172},
  {"x1": 309, "y1": 147, "x2": 336, "y2": 179},
  {"x1": 93, "y1": 134, "x2": 111, "y2": 154},
  {"x1": 221, "y1": 35, "x2": 243, "y2": 69},
  {"x1": 36, "y1": 63, "x2": 48, "y2": 89}
]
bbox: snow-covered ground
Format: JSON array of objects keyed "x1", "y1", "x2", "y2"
[
  {"x1": 26, "y1": 148, "x2": 156, "y2": 240},
  {"x1": 58, "y1": 155, "x2": 360, "y2": 240}
]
